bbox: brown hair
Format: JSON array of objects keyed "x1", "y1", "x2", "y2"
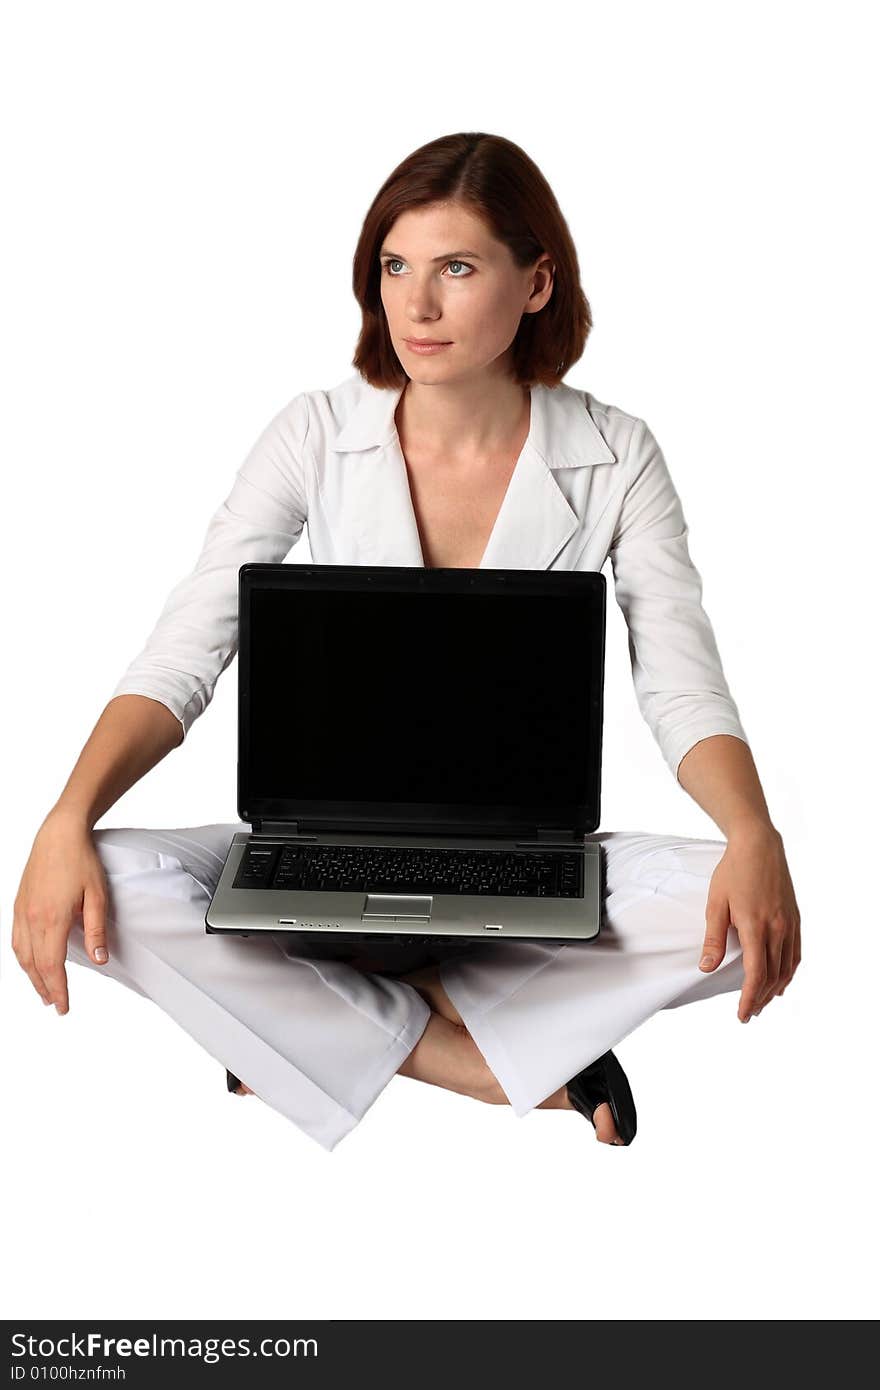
[{"x1": 351, "y1": 132, "x2": 592, "y2": 391}]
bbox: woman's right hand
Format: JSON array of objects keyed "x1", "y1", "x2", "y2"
[{"x1": 12, "y1": 810, "x2": 110, "y2": 1014}]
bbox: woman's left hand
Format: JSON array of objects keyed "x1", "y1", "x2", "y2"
[{"x1": 698, "y1": 823, "x2": 801, "y2": 1022}]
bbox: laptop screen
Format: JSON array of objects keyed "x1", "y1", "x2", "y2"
[{"x1": 238, "y1": 565, "x2": 605, "y2": 835}]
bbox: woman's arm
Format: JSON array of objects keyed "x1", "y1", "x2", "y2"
[
  {"x1": 608, "y1": 415, "x2": 751, "y2": 784},
  {"x1": 682, "y1": 733, "x2": 800, "y2": 1021},
  {"x1": 109, "y1": 390, "x2": 312, "y2": 740},
  {"x1": 677, "y1": 733, "x2": 775, "y2": 839},
  {"x1": 46, "y1": 693, "x2": 184, "y2": 833},
  {"x1": 607, "y1": 419, "x2": 800, "y2": 1018},
  {"x1": 15, "y1": 693, "x2": 186, "y2": 1013}
]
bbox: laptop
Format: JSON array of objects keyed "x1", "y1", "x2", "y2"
[{"x1": 205, "y1": 562, "x2": 606, "y2": 971}]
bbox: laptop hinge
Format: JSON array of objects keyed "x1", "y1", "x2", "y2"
[
  {"x1": 527, "y1": 827, "x2": 581, "y2": 844},
  {"x1": 251, "y1": 820, "x2": 312, "y2": 837},
  {"x1": 250, "y1": 820, "x2": 582, "y2": 842}
]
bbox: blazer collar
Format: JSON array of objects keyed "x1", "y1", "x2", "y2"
[
  {"x1": 331, "y1": 377, "x2": 615, "y2": 468},
  {"x1": 329, "y1": 376, "x2": 617, "y2": 571}
]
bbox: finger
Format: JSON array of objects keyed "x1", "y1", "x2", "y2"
[
  {"x1": 82, "y1": 879, "x2": 109, "y2": 965},
  {"x1": 753, "y1": 952, "x2": 776, "y2": 1014},
  {"x1": 737, "y1": 927, "x2": 767, "y2": 1022},
  {"x1": 35, "y1": 957, "x2": 70, "y2": 1015},
  {"x1": 12, "y1": 917, "x2": 53, "y2": 1005},
  {"x1": 755, "y1": 919, "x2": 786, "y2": 1012},
  {"x1": 778, "y1": 927, "x2": 795, "y2": 989},
  {"x1": 770, "y1": 923, "x2": 796, "y2": 1001},
  {"x1": 18, "y1": 950, "x2": 54, "y2": 1006},
  {"x1": 26, "y1": 964, "x2": 55, "y2": 1005},
  {"x1": 700, "y1": 898, "x2": 730, "y2": 971},
  {"x1": 779, "y1": 917, "x2": 801, "y2": 996}
]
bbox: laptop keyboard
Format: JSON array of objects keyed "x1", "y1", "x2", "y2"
[{"x1": 233, "y1": 842, "x2": 583, "y2": 898}]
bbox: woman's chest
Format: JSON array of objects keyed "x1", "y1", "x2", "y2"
[
  {"x1": 401, "y1": 451, "x2": 520, "y2": 569},
  {"x1": 307, "y1": 418, "x2": 623, "y2": 574}
]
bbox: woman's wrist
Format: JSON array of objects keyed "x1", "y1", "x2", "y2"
[
  {"x1": 727, "y1": 815, "x2": 781, "y2": 845},
  {"x1": 41, "y1": 802, "x2": 94, "y2": 836}
]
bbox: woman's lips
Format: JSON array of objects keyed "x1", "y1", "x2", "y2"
[{"x1": 404, "y1": 340, "x2": 453, "y2": 355}]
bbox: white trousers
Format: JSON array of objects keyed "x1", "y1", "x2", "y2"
[{"x1": 65, "y1": 823, "x2": 746, "y2": 1152}]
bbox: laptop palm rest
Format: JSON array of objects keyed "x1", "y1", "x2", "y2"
[{"x1": 362, "y1": 894, "x2": 433, "y2": 922}]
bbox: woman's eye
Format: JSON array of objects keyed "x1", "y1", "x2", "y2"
[{"x1": 381, "y1": 258, "x2": 473, "y2": 277}]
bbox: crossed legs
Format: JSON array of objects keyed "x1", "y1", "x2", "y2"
[
  {"x1": 384, "y1": 964, "x2": 625, "y2": 1141},
  {"x1": 230, "y1": 960, "x2": 625, "y2": 1144},
  {"x1": 392, "y1": 964, "x2": 512, "y2": 1105}
]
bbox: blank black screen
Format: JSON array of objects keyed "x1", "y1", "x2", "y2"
[{"x1": 244, "y1": 587, "x2": 600, "y2": 809}]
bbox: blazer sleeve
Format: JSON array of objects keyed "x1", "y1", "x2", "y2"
[
  {"x1": 608, "y1": 415, "x2": 750, "y2": 782},
  {"x1": 109, "y1": 392, "x2": 310, "y2": 742}
]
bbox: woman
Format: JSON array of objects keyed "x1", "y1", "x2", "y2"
[{"x1": 12, "y1": 132, "x2": 801, "y2": 1153}]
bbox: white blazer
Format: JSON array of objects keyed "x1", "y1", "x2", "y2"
[{"x1": 110, "y1": 372, "x2": 750, "y2": 783}]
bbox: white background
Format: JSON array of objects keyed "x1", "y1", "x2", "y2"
[{"x1": 2, "y1": 0, "x2": 877, "y2": 1323}]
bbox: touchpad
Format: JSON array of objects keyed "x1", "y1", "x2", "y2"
[{"x1": 362, "y1": 894, "x2": 433, "y2": 922}]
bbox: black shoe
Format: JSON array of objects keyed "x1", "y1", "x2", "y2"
[
  {"x1": 226, "y1": 1069, "x2": 243, "y2": 1094},
  {"x1": 566, "y1": 1049, "x2": 637, "y2": 1145}
]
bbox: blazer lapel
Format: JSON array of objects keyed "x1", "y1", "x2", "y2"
[{"x1": 329, "y1": 377, "x2": 617, "y2": 570}]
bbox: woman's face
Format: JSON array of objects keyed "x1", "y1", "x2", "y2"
[{"x1": 378, "y1": 201, "x2": 553, "y2": 383}]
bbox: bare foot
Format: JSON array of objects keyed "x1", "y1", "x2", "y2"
[
  {"x1": 553, "y1": 1085, "x2": 621, "y2": 1142},
  {"x1": 590, "y1": 1100, "x2": 624, "y2": 1145},
  {"x1": 400, "y1": 969, "x2": 624, "y2": 1141}
]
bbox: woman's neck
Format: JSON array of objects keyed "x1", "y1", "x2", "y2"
[{"x1": 395, "y1": 376, "x2": 531, "y2": 464}]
